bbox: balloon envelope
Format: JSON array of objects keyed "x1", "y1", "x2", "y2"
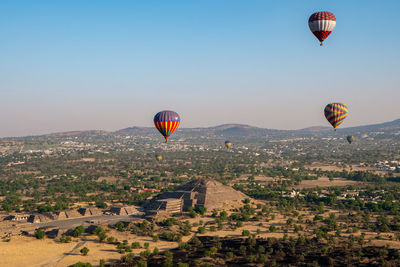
[
  {"x1": 347, "y1": 135, "x2": 355, "y2": 144},
  {"x1": 155, "y1": 154, "x2": 163, "y2": 161},
  {"x1": 154, "y1": 110, "x2": 180, "y2": 142},
  {"x1": 225, "y1": 141, "x2": 232, "y2": 148},
  {"x1": 324, "y1": 103, "x2": 348, "y2": 130},
  {"x1": 309, "y1": 11, "x2": 336, "y2": 45}
]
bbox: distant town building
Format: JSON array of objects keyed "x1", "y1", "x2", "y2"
[{"x1": 282, "y1": 190, "x2": 303, "y2": 198}]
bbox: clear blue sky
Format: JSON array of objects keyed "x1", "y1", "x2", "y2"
[{"x1": 0, "y1": 0, "x2": 399, "y2": 137}]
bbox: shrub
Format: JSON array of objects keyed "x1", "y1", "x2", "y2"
[
  {"x1": 34, "y1": 229, "x2": 45, "y2": 239},
  {"x1": 131, "y1": 242, "x2": 141, "y2": 249},
  {"x1": 80, "y1": 247, "x2": 89, "y2": 256},
  {"x1": 160, "y1": 231, "x2": 182, "y2": 242},
  {"x1": 60, "y1": 235, "x2": 72, "y2": 243},
  {"x1": 73, "y1": 226, "x2": 85, "y2": 237},
  {"x1": 196, "y1": 206, "x2": 207, "y2": 215},
  {"x1": 204, "y1": 250, "x2": 212, "y2": 257},
  {"x1": 95, "y1": 201, "x2": 107, "y2": 209},
  {"x1": 115, "y1": 222, "x2": 125, "y2": 231},
  {"x1": 95, "y1": 229, "x2": 107, "y2": 242},
  {"x1": 140, "y1": 249, "x2": 151, "y2": 258},
  {"x1": 106, "y1": 236, "x2": 116, "y2": 244}
]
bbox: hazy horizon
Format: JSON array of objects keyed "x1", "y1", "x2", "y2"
[
  {"x1": 2, "y1": 117, "x2": 399, "y2": 138},
  {"x1": 1, "y1": 0, "x2": 399, "y2": 137}
]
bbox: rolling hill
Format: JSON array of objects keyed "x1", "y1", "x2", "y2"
[
  {"x1": 116, "y1": 118, "x2": 400, "y2": 138},
  {"x1": 6, "y1": 119, "x2": 399, "y2": 139}
]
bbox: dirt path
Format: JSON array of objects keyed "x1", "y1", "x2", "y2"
[{"x1": 34, "y1": 241, "x2": 86, "y2": 267}]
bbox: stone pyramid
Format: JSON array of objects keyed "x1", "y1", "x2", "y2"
[{"x1": 145, "y1": 179, "x2": 247, "y2": 213}]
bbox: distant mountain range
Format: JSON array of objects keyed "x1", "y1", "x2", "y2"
[
  {"x1": 115, "y1": 119, "x2": 400, "y2": 138},
  {"x1": 9, "y1": 119, "x2": 400, "y2": 139},
  {"x1": 116, "y1": 123, "x2": 286, "y2": 138},
  {"x1": 345, "y1": 119, "x2": 400, "y2": 131}
]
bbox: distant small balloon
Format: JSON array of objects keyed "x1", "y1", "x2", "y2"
[
  {"x1": 347, "y1": 135, "x2": 355, "y2": 144},
  {"x1": 154, "y1": 110, "x2": 180, "y2": 143},
  {"x1": 324, "y1": 103, "x2": 348, "y2": 131},
  {"x1": 225, "y1": 140, "x2": 232, "y2": 148},
  {"x1": 155, "y1": 154, "x2": 163, "y2": 161}
]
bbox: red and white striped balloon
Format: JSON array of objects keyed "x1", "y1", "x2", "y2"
[{"x1": 308, "y1": 11, "x2": 336, "y2": 46}]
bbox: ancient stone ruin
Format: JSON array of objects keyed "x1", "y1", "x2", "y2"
[
  {"x1": 109, "y1": 206, "x2": 138, "y2": 215},
  {"x1": 27, "y1": 214, "x2": 52, "y2": 223},
  {"x1": 52, "y1": 210, "x2": 80, "y2": 220},
  {"x1": 78, "y1": 207, "x2": 102, "y2": 216},
  {"x1": 144, "y1": 179, "x2": 247, "y2": 218}
]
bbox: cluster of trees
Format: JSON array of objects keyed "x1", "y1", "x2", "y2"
[{"x1": 114, "y1": 235, "x2": 400, "y2": 266}]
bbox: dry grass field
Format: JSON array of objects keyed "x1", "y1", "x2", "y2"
[
  {"x1": 80, "y1": 158, "x2": 96, "y2": 162},
  {"x1": 0, "y1": 236, "x2": 77, "y2": 267},
  {"x1": 2, "y1": 199, "x2": 400, "y2": 266},
  {"x1": 306, "y1": 164, "x2": 375, "y2": 172},
  {"x1": 294, "y1": 176, "x2": 359, "y2": 189},
  {"x1": 0, "y1": 230, "x2": 195, "y2": 267}
]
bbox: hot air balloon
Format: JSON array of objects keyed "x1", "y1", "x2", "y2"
[
  {"x1": 154, "y1": 110, "x2": 180, "y2": 143},
  {"x1": 324, "y1": 103, "x2": 348, "y2": 131},
  {"x1": 225, "y1": 140, "x2": 232, "y2": 148},
  {"x1": 308, "y1": 11, "x2": 336, "y2": 46},
  {"x1": 155, "y1": 154, "x2": 163, "y2": 161},
  {"x1": 347, "y1": 135, "x2": 355, "y2": 144}
]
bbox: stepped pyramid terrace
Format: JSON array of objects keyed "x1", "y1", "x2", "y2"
[{"x1": 144, "y1": 179, "x2": 247, "y2": 218}]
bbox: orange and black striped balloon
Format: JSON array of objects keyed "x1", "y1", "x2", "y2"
[
  {"x1": 324, "y1": 103, "x2": 348, "y2": 131},
  {"x1": 154, "y1": 110, "x2": 180, "y2": 143}
]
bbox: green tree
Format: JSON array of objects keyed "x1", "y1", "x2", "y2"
[
  {"x1": 80, "y1": 247, "x2": 89, "y2": 256},
  {"x1": 131, "y1": 242, "x2": 141, "y2": 249},
  {"x1": 94, "y1": 227, "x2": 107, "y2": 242},
  {"x1": 115, "y1": 221, "x2": 125, "y2": 231},
  {"x1": 95, "y1": 201, "x2": 107, "y2": 209},
  {"x1": 60, "y1": 235, "x2": 72, "y2": 243},
  {"x1": 73, "y1": 226, "x2": 85, "y2": 237},
  {"x1": 34, "y1": 229, "x2": 45, "y2": 239}
]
